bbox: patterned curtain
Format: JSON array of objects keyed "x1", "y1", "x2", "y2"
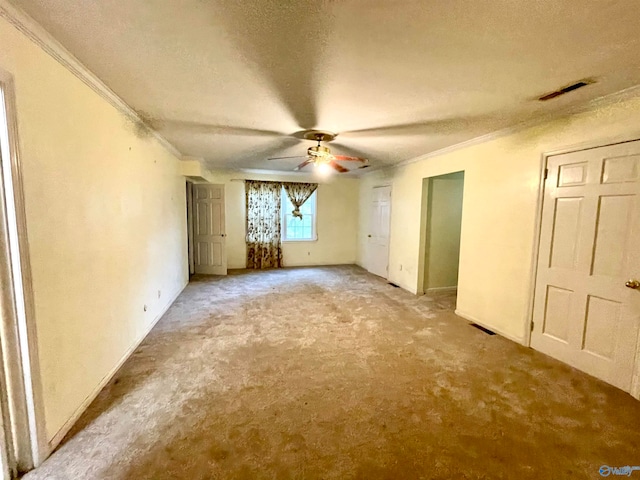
[
  {"x1": 245, "y1": 180, "x2": 283, "y2": 269},
  {"x1": 282, "y1": 182, "x2": 318, "y2": 219}
]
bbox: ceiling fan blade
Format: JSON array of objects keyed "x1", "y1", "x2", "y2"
[
  {"x1": 154, "y1": 120, "x2": 287, "y2": 137},
  {"x1": 294, "y1": 159, "x2": 313, "y2": 171},
  {"x1": 268, "y1": 155, "x2": 309, "y2": 161},
  {"x1": 340, "y1": 118, "x2": 482, "y2": 137},
  {"x1": 331, "y1": 142, "x2": 374, "y2": 163},
  {"x1": 328, "y1": 160, "x2": 349, "y2": 173},
  {"x1": 333, "y1": 155, "x2": 368, "y2": 163}
]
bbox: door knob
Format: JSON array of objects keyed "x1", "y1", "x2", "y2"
[
  {"x1": 625, "y1": 279, "x2": 640, "y2": 289},
  {"x1": 368, "y1": 234, "x2": 372, "y2": 238}
]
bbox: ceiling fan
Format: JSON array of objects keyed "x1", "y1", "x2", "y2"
[{"x1": 268, "y1": 130, "x2": 369, "y2": 172}]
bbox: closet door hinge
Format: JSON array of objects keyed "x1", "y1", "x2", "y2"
[{"x1": 543, "y1": 168, "x2": 549, "y2": 180}]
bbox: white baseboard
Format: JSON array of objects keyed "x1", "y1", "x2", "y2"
[
  {"x1": 47, "y1": 281, "x2": 187, "y2": 451},
  {"x1": 425, "y1": 286, "x2": 457, "y2": 294},
  {"x1": 228, "y1": 262, "x2": 358, "y2": 270},
  {"x1": 454, "y1": 309, "x2": 524, "y2": 345},
  {"x1": 281, "y1": 262, "x2": 356, "y2": 268}
]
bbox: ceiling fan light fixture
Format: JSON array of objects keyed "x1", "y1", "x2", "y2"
[
  {"x1": 267, "y1": 129, "x2": 368, "y2": 173},
  {"x1": 314, "y1": 161, "x2": 332, "y2": 177},
  {"x1": 308, "y1": 145, "x2": 331, "y2": 157}
]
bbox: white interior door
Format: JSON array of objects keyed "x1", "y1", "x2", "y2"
[
  {"x1": 368, "y1": 186, "x2": 391, "y2": 279},
  {"x1": 531, "y1": 140, "x2": 640, "y2": 392},
  {"x1": 193, "y1": 184, "x2": 227, "y2": 275}
]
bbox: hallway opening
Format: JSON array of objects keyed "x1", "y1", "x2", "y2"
[{"x1": 420, "y1": 171, "x2": 465, "y2": 296}]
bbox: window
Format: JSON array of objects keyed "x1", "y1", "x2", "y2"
[{"x1": 281, "y1": 189, "x2": 317, "y2": 241}]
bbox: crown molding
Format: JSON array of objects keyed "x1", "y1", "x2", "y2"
[
  {"x1": 367, "y1": 83, "x2": 640, "y2": 176},
  {"x1": 0, "y1": 0, "x2": 182, "y2": 159}
]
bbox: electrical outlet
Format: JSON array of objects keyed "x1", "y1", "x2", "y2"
[
  {"x1": 157, "y1": 290, "x2": 161, "y2": 299},
  {"x1": 143, "y1": 305, "x2": 147, "y2": 312},
  {"x1": 308, "y1": 251, "x2": 311, "y2": 256},
  {"x1": 400, "y1": 264, "x2": 403, "y2": 271}
]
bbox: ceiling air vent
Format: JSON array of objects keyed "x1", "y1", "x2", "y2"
[{"x1": 538, "y1": 79, "x2": 595, "y2": 101}]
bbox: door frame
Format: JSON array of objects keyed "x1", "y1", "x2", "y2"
[
  {"x1": 525, "y1": 133, "x2": 640, "y2": 399},
  {"x1": 0, "y1": 70, "x2": 48, "y2": 473},
  {"x1": 186, "y1": 181, "x2": 195, "y2": 275},
  {"x1": 417, "y1": 171, "x2": 465, "y2": 296}
]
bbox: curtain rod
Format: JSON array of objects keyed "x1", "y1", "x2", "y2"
[
  {"x1": 229, "y1": 179, "x2": 317, "y2": 184},
  {"x1": 229, "y1": 179, "x2": 281, "y2": 184}
]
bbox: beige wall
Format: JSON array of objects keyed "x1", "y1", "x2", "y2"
[
  {"x1": 201, "y1": 171, "x2": 359, "y2": 269},
  {"x1": 423, "y1": 172, "x2": 464, "y2": 292},
  {"x1": 359, "y1": 91, "x2": 640, "y2": 342},
  {"x1": 0, "y1": 17, "x2": 188, "y2": 441}
]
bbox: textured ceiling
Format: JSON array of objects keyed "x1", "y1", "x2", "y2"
[{"x1": 10, "y1": 0, "x2": 640, "y2": 172}]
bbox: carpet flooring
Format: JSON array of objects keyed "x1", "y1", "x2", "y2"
[{"x1": 23, "y1": 265, "x2": 640, "y2": 479}]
